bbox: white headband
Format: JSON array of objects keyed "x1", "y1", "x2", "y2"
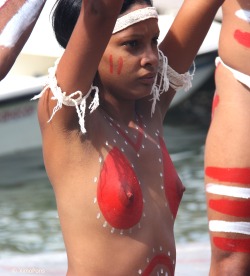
[{"x1": 113, "y1": 7, "x2": 158, "y2": 34}]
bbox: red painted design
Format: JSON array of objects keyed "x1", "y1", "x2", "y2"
[
  {"x1": 213, "y1": 237, "x2": 250, "y2": 253},
  {"x1": 211, "y1": 93, "x2": 219, "y2": 117},
  {"x1": 234, "y1": 29, "x2": 250, "y2": 48},
  {"x1": 159, "y1": 137, "x2": 185, "y2": 219},
  {"x1": 109, "y1": 55, "x2": 114, "y2": 74},
  {"x1": 117, "y1": 57, "x2": 123, "y2": 75},
  {"x1": 142, "y1": 254, "x2": 174, "y2": 276},
  {"x1": 97, "y1": 147, "x2": 143, "y2": 229},
  {"x1": 209, "y1": 199, "x2": 250, "y2": 218},
  {"x1": 106, "y1": 115, "x2": 143, "y2": 152},
  {"x1": 205, "y1": 167, "x2": 250, "y2": 185}
]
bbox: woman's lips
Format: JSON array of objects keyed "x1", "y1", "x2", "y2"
[{"x1": 139, "y1": 74, "x2": 156, "y2": 85}]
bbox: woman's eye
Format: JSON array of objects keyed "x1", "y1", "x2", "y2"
[
  {"x1": 152, "y1": 37, "x2": 159, "y2": 45},
  {"x1": 123, "y1": 40, "x2": 138, "y2": 48}
]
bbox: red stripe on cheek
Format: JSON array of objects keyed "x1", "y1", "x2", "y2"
[
  {"x1": 205, "y1": 167, "x2": 250, "y2": 185},
  {"x1": 142, "y1": 254, "x2": 174, "y2": 276},
  {"x1": 117, "y1": 57, "x2": 123, "y2": 75},
  {"x1": 109, "y1": 55, "x2": 114, "y2": 74},
  {"x1": 234, "y1": 29, "x2": 250, "y2": 48},
  {"x1": 213, "y1": 237, "x2": 250, "y2": 253},
  {"x1": 209, "y1": 199, "x2": 250, "y2": 217}
]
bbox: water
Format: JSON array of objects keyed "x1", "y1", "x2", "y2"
[{"x1": 0, "y1": 118, "x2": 211, "y2": 258}]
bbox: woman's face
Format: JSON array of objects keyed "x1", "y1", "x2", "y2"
[{"x1": 97, "y1": 4, "x2": 160, "y2": 103}]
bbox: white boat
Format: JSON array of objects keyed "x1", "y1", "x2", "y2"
[{"x1": 0, "y1": 2, "x2": 221, "y2": 157}]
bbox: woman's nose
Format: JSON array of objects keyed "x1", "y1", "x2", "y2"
[{"x1": 140, "y1": 46, "x2": 158, "y2": 68}]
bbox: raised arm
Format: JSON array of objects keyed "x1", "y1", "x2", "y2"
[
  {"x1": 38, "y1": 0, "x2": 124, "y2": 133},
  {"x1": 158, "y1": 0, "x2": 225, "y2": 114},
  {"x1": 0, "y1": 0, "x2": 46, "y2": 80}
]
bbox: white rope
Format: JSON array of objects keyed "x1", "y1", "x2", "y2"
[
  {"x1": 150, "y1": 49, "x2": 195, "y2": 115},
  {"x1": 31, "y1": 58, "x2": 99, "y2": 134}
]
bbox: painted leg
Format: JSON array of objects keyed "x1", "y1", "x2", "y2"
[{"x1": 205, "y1": 64, "x2": 250, "y2": 275}]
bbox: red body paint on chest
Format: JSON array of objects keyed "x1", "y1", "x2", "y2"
[
  {"x1": 213, "y1": 237, "x2": 250, "y2": 253},
  {"x1": 106, "y1": 116, "x2": 143, "y2": 152},
  {"x1": 97, "y1": 147, "x2": 143, "y2": 229},
  {"x1": 234, "y1": 29, "x2": 250, "y2": 48},
  {"x1": 142, "y1": 254, "x2": 174, "y2": 276},
  {"x1": 159, "y1": 137, "x2": 185, "y2": 219},
  {"x1": 205, "y1": 167, "x2": 250, "y2": 185},
  {"x1": 209, "y1": 199, "x2": 250, "y2": 218}
]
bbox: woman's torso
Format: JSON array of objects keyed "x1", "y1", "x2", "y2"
[
  {"x1": 219, "y1": 0, "x2": 250, "y2": 75},
  {"x1": 40, "y1": 102, "x2": 184, "y2": 276}
]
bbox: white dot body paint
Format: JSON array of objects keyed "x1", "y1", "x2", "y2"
[
  {"x1": 206, "y1": 183, "x2": 250, "y2": 199},
  {"x1": 235, "y1": 9, "x2": 250, "y2": 23},
  {"x1": 0, "y1": 0, "x2": 8, "y2": 9},
  {"x1": 209, "y1": 220, "x2": 250, "y2": 235},
  {"x1": 0, "y1": 0, "x2": 45, "y2": 48}
]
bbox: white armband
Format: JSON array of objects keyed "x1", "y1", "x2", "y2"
[
  {"x1": 31, "y1": 58, "x2": 99, "y2": 134},
  {"x1": 167, "y1": 62, "x2": 195, "y2": 92},
  {"x1": 150, "y1": 50, "x2": 195, "y2": 115}
]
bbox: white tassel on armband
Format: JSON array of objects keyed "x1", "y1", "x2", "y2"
[
  {"x1": 31, "y1": 58, "x2": 99, "y2": 134},
  {"x1": 151, "y1": 50, "x2": 169, "y2": 115},
  {"x1": 31, "y1": 3, "x2": 196, "y2": 133},
  {"x1": 150, "y1": 49, "x2": 195, "y2": 115},
  {"x1": 168, "y1": 62, "x2": 195, "y2": 92}
]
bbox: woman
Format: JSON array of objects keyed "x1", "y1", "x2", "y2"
[
  {"x1": 36, "y1": 0, "x2": 224, "y2": 274},
  {"x1": 205, "y1": 0, "x2": 250, "y2": 274},
  {"x1": 0, "y1": 0, "x2": 46, "y2": 80}
]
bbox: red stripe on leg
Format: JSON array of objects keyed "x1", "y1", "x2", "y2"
[
  {"x1": 213, "y1": 237, "x2": 250, "y2": 253},
  {"x1": 205, "y1": 167, "x2": 250, "y2": 185},
  {"x1": 209, "y1": 199, "x2": 250, "y2": 217}
]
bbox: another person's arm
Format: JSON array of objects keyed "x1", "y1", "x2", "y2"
[
  {"x1": 158, "y1": 0, "x2": 225, "y2": 114},
  {"x1": 0, "y1": 0, "x2": 46, "y2": 80}
]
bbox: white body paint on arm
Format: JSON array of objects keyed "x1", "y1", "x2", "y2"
[{"x1": 0, "y1": 0, "x2": 45, "y2": 48}]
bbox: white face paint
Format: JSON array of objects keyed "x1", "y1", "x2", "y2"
[
  {"x1": 0, "y1": 0, "x2": 45, "y2": 48},
  {"x1": 209, "y1": 220, "x2": 250, "y2": 235},
  {"x1": 235, "y1": 9, "x2": 250, "y2": 23},
  {"x1": 0, "y1": 0, "x2": 8, "y2": 9}
]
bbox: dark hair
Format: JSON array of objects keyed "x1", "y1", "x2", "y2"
[
  {"x1": 120, "y1": 0, "x2": 152, "y2": 14},
  {"x1": 52, "y1": 0, "x2": 153, "y2": 49}
]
